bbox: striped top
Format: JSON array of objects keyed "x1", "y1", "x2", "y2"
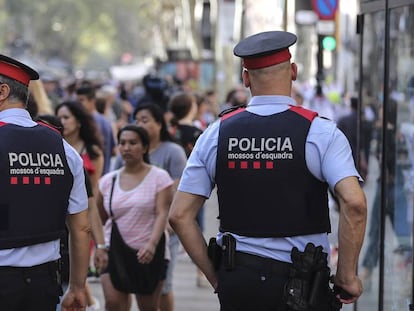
[{"x1": 99, "y1": 166, "x2": 173, "y2": 255}]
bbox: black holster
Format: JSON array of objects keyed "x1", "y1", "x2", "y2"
[
  {"x1": 207, "y1": 237, "x2": 222, "y2": 270},
  {"x1": 221, "y1": 233, "x2": 236, "y2": 270},
  {"x1": 207, "y1": 233, "x2": 236, "y2": 271},
  {"x1": 284, "y1": 243, "x2": 342, "y2": 311}
]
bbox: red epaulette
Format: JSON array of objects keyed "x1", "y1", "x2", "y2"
[{"x1": 289, "y1": 105, "x2": 318, "y2": 121}]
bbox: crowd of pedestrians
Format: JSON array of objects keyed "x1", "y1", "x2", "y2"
[
  {"x1": 4, "y1": 41, "x2": 394, "y2": 310},
  {"x1": 25, "y1": 71, "x2": 220, "y2": 311},
  {"x1": 33, "y1": 66, "x2": 374, "y2": 309}
]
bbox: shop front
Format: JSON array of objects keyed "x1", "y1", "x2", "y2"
[{"x1": 357, "y1": 0, "x2": 414, "y2": 310}]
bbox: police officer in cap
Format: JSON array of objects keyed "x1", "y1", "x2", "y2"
[
  {"x1": 169, "y1": 31, "x2": 367, "y2": 310},
  {"x1": 0, "y1": 55, "x2": 90, "y2": 311}
]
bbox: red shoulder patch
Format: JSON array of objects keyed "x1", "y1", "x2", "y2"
[
  {"x1": 221, "y1": 107, "x2": 246, "y2": 121},
  {"x1": 0, "y1": 121, "x2": 7, "y2": 127},
  {"x1": 289, "y1": 105, "x2": 318, "y2": 121}
]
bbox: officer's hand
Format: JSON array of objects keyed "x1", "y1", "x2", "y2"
[
  {"x1": 333, "y1": 274, "x2": 363, "y2": 304},
  {"x1": 94, "y1": 248, "x2": 108, "y2": 273},
  {"x1": 61, "y1": 286, "x2": 87, "y2": 311}
]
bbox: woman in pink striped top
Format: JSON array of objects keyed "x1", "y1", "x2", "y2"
[{"x1": 97, "y1": 125, "x2": 173, "y2": 311}]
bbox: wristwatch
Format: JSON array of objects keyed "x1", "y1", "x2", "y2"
[{"x1": 96, "y1": 243, "x2": 109, "y2": 251}]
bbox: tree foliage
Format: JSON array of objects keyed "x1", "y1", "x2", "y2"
[{"x1": 0, "y1": 0, "x2": 199, "y2": 70}]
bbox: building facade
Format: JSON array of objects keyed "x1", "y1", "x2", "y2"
[{"x1": 357, "y1": 1, "x2": 414, "y2": 310}]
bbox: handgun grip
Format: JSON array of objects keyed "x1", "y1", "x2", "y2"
[
  {"x1": 222, "y1": 234, "x2": 236, "y2": 270},
  {"x1": 333, "y1": 285, "x2": 353, "y2": 300}
]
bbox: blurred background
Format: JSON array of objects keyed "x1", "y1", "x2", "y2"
[{"x1": 0, "y1": 0, "x2": 364, "y2": 102}]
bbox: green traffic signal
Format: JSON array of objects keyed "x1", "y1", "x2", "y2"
[{"x1": 322, "y1": 36, "x2": 337, "y2": 51}]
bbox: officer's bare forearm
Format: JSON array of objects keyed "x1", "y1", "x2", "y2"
[
  {"x1": 337, "y1": 209, "x2": 366, "y2": 284},
  {"x1": 169, "y1": 191, "x2": 217, "y2": 289},
  {"x1": 173, "y1": 220, "x2": 217, "y2": 288},
  {"x1": 88, "y1": 197, "x2": 105, "y2": 245},
  {"x1": 335, "y1": 177, "x2": 367, "y2": 281},
  {"x1": 66, "y1": 210, "x2": 91, "y2": 288}
]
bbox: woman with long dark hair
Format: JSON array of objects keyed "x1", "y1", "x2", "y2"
[
  {"x1": 55, "y1": 101, "x2": 105, "y2": 310},
  {"x1": 56, "y1": 100, "x2": 104, "y2": 193}
]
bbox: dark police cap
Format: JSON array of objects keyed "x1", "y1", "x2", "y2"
[
  {"x1": 0, "y1": 54, "x2": 39, "y2": 86},
  {"x1": 234, "y1": 31, "x2": 297, "y2": 70}
]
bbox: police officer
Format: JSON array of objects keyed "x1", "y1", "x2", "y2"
[
  {"x1": 0, "y1": 55, "x2": 90, "y2": 311},
  {"x1": 169, "y1": 31, "x2": 367, "y2": 310}
]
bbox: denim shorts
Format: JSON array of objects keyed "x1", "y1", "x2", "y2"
[{"x1": 161, "y1": 233, "x2": 180, "y2": 294}]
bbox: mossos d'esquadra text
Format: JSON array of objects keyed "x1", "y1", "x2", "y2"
[
  {"x1": 227, "y1": 137, "x2": 293, "y2": 160},
  {"x1": 8, "y1": 152, "x2": 65, "y2": 175}
]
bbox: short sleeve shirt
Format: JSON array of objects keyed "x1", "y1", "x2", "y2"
[
  {"x1": 0, "y1": 108, "x2": 87, "y2": 266},
  {"x1": 178, "y1": 96, "x2": 362, "y2": 262},
  {"x1": 99, "y1": 166, "x2": 173, "y2": 256}
]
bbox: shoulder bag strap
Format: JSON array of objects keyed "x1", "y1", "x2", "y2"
[{"x1": 109, "y1": 175, "x2": 116, "y2": 218}]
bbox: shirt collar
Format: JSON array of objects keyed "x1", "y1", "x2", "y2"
[
  {"x1": 248, "y1": 95, "x2": 297, "y2": 107},
  {"x1": 0, "y1": 108, "x2": 36, "y2": 126},
  {"x1": 246, "y1": 95, "x2": 297, "y2": 115}
]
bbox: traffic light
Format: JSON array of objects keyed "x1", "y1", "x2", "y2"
[{"x1": 322, "y1": 36, "x2": 337, "y2": 51}]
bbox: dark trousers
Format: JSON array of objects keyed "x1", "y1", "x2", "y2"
[
  {"x1": 217, "y1": 252, "x2": 291, "y2": 311},
  {"x1": 0, "y1": 261, "x2": 62, "y2": 311}
]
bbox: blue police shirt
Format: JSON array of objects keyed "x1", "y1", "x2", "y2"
[
  {"x1": 178, "y1": 95, "x2": 362, "y2": 263},
  {"x1": 0, "y1": 108, "x2": 88, "y2": 267}
]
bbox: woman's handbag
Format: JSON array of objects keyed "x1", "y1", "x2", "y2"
[{"x1": 106, "y1": 176, "x2": 166, "y2": 294}]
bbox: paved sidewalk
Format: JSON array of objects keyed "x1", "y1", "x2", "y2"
[{"x1": 89, "y1": 252, "x2": 220, "y2": 311}]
